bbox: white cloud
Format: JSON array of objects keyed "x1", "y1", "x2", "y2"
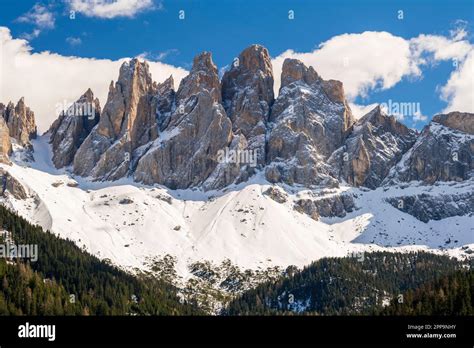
[
  {"x1": 450, "y1": 20, "x2": 469, "y2": 41},
  {"x1": 17, "y1": 3, "x2": 55, "y2": 39},
  {"x1": 409, "y1": 28, "x2": 473, "y2": 113},
  {"x1": 272, "y1": 31, "x2": 421, "y2": 100},
  {"x1": 0, "y1": 27, "x2": 188, "y2": 132},
  {"x1": 21, "y1": 29, "x2": 41, "y2": 41},
  {"x1": 271, "y1": 30, "x2": 473, "y2": 116},
  {"x1": 413, "y1": 110, "x2": 428, "y2": 122},
  {"x1": 138, "y1": 49, "x2": 179, "y2": 61},
  {"x1": 410, "y1": 34, "x2": 472, "y2": 63},
  {"x1": 66, "y1": 37, "x2": 82, "y2": 46},
  {"x1": 17, "y1": 3, "x2": 55, "y2": 29},
  {"x1": 1, "y1": 25, "x2": 472, "y2": 133},
  {"x1": 441, "y1": 50, "x2": 474, "y2": 113},
  {"x1": 68, "y1": 0, "x2": 157, "y2": 19}
]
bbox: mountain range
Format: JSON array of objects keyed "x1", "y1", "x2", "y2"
[{"x1": 0, "y1": 44, "x2": 472, "y2": 309}]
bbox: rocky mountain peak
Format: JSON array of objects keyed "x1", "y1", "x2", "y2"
[
  {"x1": 120, "y1": 58, "x2": 153, "y2": 87},
  {"x1": 359, "y1": 105, "x2": 415, "y2": 137},
  {"x1": 237, "y1": 44, "x2": 273, "y2": 73},
  {"x1": 266, "y1": 58, "x2": 353, "y2": 187},
  {"x1": 432, "y1": 111, "x2": 474, "y2": 134},
  {"x1": 177, "y1": 52, "x2": 221, "y2": 103},
  {"x1": 192, "y1": 52, "x2": 215, "y2": 72},
  {"x1": 158, "y1": 75, "x2": 174, "y2": 92},
  {"x1": 221, "y1": 44, "x2": 274, "y2": 171},
  {"x1": 155, "y1": 75, "x2": 176, "y2": 132},
  {"x1": 73, "y1": 58, "x2": 158, "y2": 180},
  {"x1": 0, "y1": 116, "x2": 12, "y2": 164},
  {"x1": 280, "y1": 58, "x2": 320, "y2": 89},
  {"x1": 222, "y1": 44, "x2": 274, "y2": 106},
  {"x1": 1, "y1": 97, "x2": 37, "y2": 149},
  {"x1": 83, "y1": 88, "x2": 94, "y2": 100},
  {"x1": 385, "y1": 112, "x2": 474, "y2": 184},
  {"x1": 321, "y1": 79, "x2": 347, "y2": 104},
  {"x1": 34, "y1": 45, "x2": 472, "y2": 193},
  {"x1": 94, "y1": 58, "x2": 154, "y2": 141},
  {"x1": 49, "y1": 89, "x2": 101, "y2": 168},
  {"x1": 360, "y1": 104, "x2": 387, "y2": 122},
  {"x1": 330, "y1": 106, "x2": 417, "y2": 188},
  {"x1": 135, "y1": 51, "x2": 233, "y2": 189}
]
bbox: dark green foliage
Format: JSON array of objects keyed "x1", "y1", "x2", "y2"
[
  {"x1": 0, "y1": 205, "x2": 202, "y2": 315},
  {"x1": 225, "y1": 252, "x2": 472, "y2": 315},
  {"x1": 0, "y1": 259, "x2": 76, "y2": 315},
  {"x1": 380, "y1": 270, "x2": 474, "y2": 315}
]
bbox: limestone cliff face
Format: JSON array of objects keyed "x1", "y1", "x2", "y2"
[
  {"x1": 0, "y1": 112, "x2": 12, "y2": 164},
  {"x1": 0, "y1": 168, "x2": 28, "y2": 199},
  {"x1": 134, "y1": 52, "x2": 233, "y2": 189},
  {"x1": 155, "y1": 76, "x2": 176, "y2": 132},
  {"x1": 265, "y1": 58, "x2": 354, "y2": 187},
  {"x1": 73, "y1": 59, "x2": 158, "y2": 180},
  {"x1": 432, "y1": 112, "x2": 474, "y2": 135},
  {"x1": 176, "y1": 52, "x2": 222, "y2": 104},
  {"x1": 1, "y1": 98, "x2": 37, "y2": 148},
  {"x1": 37, "y1": 46, "x2": 472, "y2": 193},
  {"x1": 221, "y1": 45, "x2": 274, "y2": 167},
  {"x1": 48, "y1": 89, "x2": 101, "y2": 168},
  {"x1": 330, "y1": 106, "x2": 417, "y2": 188},
  {"x1": 385, "y1": 112, "x2": 474, "y2": 184}
]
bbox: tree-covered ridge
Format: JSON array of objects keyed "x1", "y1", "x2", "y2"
[
  {"x1": 0, "y1": 205, "x2": 202, "y2": 315},
  {"x1": 0, "y1": 259, "x2": 77, "y2": 315},
  {"x1": 225, "y1": 252, "x2": 472, "y2": 315},
  {"x1": 380, "y1": 269, "x2": 473, "y2": 315}
]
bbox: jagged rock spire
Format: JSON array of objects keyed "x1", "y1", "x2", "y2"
[
  {"x1": 280, "y1": 58, "x2": 320, "y2": 89},
  {"x1": 385, "y1": 111, "x2": 474, "y2": 184},
  {"x1": 73, "y1": 58, "x2": 158, "y2": 180},
  {"x1": 330, "y1": 105, "x2": 417, "y2": 188},
  {"x1": 0, "y1": 111, "x2": 12, "y2": 164},
  {"x1": 265, "y1": 58, "x2": 353, "y2": 187},
  {"x1": 176, "y1": 52, "x2": 221, "y2": 103},
  {"x1": 1, "y1": 97, "x2": 37, "y2": 148},
  {"x1": 432, "y1": 111, "x2": 474, "y2": 134},
  {"x1": 220, "y1": 44, "x2": 274, "y2": 172},
  {"x1": 135, "y1": 51, "x2": 233, "y2": 189},
  {"x1": 48, "y1": 89, "x2": 101, "y2": 168},
  {"x1": 40, "y1": 45, "x2": 473, "y2": 192}
]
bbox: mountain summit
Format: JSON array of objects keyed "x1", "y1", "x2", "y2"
[{"x1": 0, "y1": 44, "x2": 472, "y2": 290}]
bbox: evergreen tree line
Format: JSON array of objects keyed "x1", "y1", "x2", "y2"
[
  {"x1": 0, "y1": 205, "x2": 203, "y2": 315},
  {"x1": 380, "y1": 269, "x2": 473, "y2": 315},
  {"x1": 224, "y1": 252, "x2": 473, "y2": 315}
]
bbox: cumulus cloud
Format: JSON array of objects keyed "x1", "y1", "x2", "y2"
[
  {"x1": 440, "y1": 50, "x2": 474, "y2": 113},
  {"x1": 410, "y1": 25, "x2": 473, "y2": 113},
  {"x1": 271, "y1": 30, "x2": 474, "y2": 116},
  {"x1": 0, "y1": 27, "x2": 188, "y2": 132},
  {"x1": 16, "y1": 3, "x2": 55, "y2": 39},
  {"x1": 68, "y1": 0, "x2": 158, "y2": 19},
  {"x1": 410, "y1": 34, "x2": 472, "y2": 64},
  {"x1": 272, "y1": 31, "x2": 421, "y2": 100},
  {"x1": 1, "y1": 25, "x2": 472, "y2": 132}
]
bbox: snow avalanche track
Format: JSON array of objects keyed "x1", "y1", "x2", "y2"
[{"x1": 1, "y1": 136, "x2": 473, "y2": 279}]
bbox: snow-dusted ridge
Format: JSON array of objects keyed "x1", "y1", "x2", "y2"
[{"x1": 1, "y1": 135, "x2": 472, "y2": 282}]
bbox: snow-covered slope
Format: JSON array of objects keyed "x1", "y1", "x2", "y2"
[{"x1": 1, "y1": 135, "x2": 473, "y2": 281}]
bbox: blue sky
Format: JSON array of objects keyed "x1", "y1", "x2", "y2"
[{"x1": 0, "y1": 0, "x2": 473, "y2": 131}]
